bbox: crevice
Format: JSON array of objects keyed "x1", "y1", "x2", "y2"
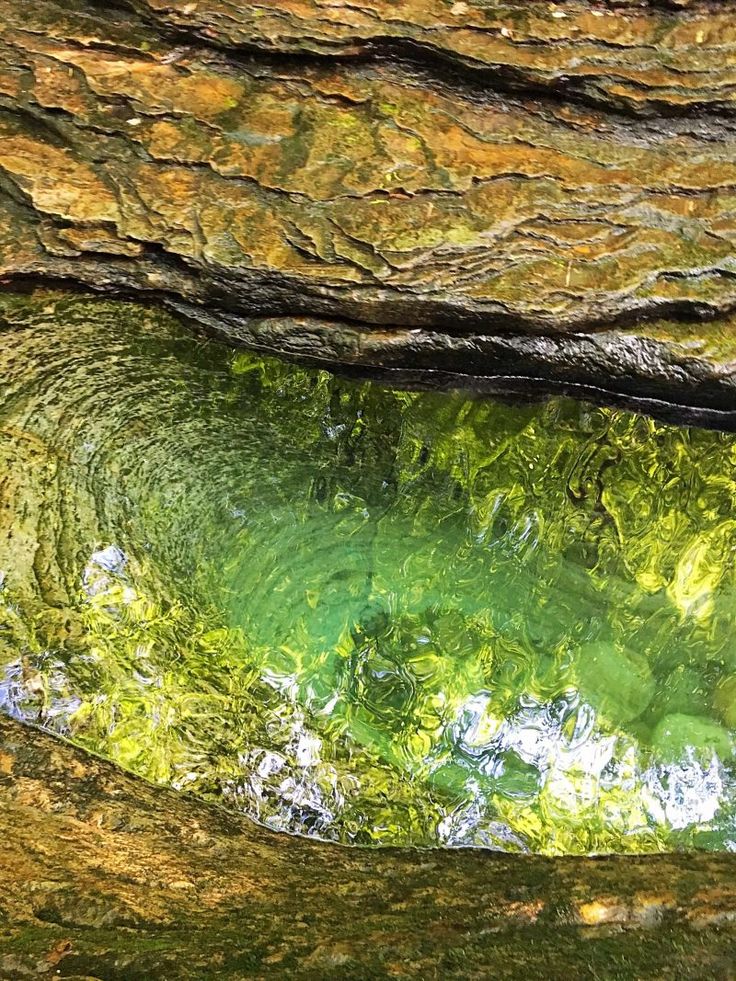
[
  {"x1": 75, "y1": 0, "x2": 736, "y2": 122},
  {"x1": 3, "y1": 272, "x2": 735, "y2": 433}
]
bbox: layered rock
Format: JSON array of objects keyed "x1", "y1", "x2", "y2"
[
  {"x1": 131, "y1": 0, "x2": 736, "y2": 116},
  {"x1": 0, "y1": 0, "x2": 735, "y2": 423}
]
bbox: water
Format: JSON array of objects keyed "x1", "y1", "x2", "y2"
[{"x1": 2, "y1": 291, "x2": 736, "y2": 854}]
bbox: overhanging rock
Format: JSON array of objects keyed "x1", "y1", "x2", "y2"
[{"x1": 0, "y1": 0, "x2": 735, "y2": 424}]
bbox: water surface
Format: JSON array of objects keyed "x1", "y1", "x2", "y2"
[{"x1": 2, "y1": 292, "x2": 736, "y2": 854}]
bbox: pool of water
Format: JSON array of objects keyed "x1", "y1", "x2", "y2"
[{"x1": 1, "y1": 291, "x2": 736, "y2": 854}]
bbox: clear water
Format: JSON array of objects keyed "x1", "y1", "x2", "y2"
[{"x1": 2, "y1": 291, "x2": 736, "y2": 854}]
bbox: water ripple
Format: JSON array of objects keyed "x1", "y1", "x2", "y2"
[{"x1": 0, "y1": 291, "x2": 735, "y2": 854}]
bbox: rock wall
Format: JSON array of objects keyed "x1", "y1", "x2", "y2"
[{"x1": 0, "y1": 0, "x2": 735, "y2": 423}]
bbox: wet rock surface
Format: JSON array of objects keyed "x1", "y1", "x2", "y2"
[
  {"x1": 0, "y1": 0, "x2": 735, "y2": 424},
  {"x1": 2, "y1": 2, "x2": 736, "y2": 975},
  {"x1": 2, "y1": 714, "x2": 736, "y2": 978}
]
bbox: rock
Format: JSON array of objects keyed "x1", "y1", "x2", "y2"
[
  {"x1": 652, "y1": 713, "x2": 735, "y2": 763},
  {"x1": 575, "y1": 641, "x2": 655, "y2": 725},
  {"x1": 648, "y1": 666, "x2": 711, "y2": 722},
  {"x1": 0, "y1": 0, "x2": 735, "y2": 424},
  {"x1": 2, "y1": 712, "x2": 736, "y2": 978},
  {"x1": 131, "y1": 0, "x2": 736, "y2": 116}
]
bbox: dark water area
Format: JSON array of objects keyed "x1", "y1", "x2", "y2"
[{"x1": 1, "y1": 291, "x2": 736, "y2": 855}]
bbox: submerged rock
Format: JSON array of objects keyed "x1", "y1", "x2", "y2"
[
  {"x1": 652, "y1": 713, "x2": 735, "y2": 764},
  {"x1": 575, "y1": 641, "x2": 656, "y2": 725}
]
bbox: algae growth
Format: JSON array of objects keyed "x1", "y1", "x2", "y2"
[{"x1": 1, "y1": 291, "x2": 736, "y2": 855}]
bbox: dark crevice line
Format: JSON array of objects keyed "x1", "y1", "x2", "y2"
[
  {"x1": 6, "y1": 33, "x2": 736, "y2": 146},
  {"x1": 314, "y1": 364, "x2": 736, "y2": 433},
  {"x1": 2, "y1": 272, "x2": 735, "y2": 433},
  {"x1": 75, "y1": 0, "x2": 736, "y2": 123},
  {"x1": 173, "y1": 38, "x2": 736, "y2": 124},
  {"x1": 167, "y1": 306, "x2": 736, "y2": 433},
  {"x1": 3, "y1": 232, "x2": 736, "y2": 336}
]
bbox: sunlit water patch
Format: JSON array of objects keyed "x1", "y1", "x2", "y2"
[{"x1": 2, "y1": 292, "x2": 736, "y2": 854}]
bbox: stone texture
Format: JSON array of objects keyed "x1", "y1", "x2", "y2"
[
  {"x1": 1, "y1": 3, "x2": 736, "y2": 974},
  {"x1": 131, "y1": 0, "x2": 736, "y2": 116},
  {"x1": 1, "y1": 714, "x2": 736, "y2": 978},
  {"x1": 0, "y1": 0, "x2": 735, "y2": 423}
]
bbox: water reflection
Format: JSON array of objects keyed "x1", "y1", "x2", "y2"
[{"x1": 0, "y1": 291, "x2": 735, "y2": 853}]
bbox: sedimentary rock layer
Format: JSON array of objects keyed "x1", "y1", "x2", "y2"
[
  {"x1": 131, "y1": 0, "x2": 736, "y2": 115},
  {"x1": 0, "y1": 0, "x2": 735, "y2": 420}
]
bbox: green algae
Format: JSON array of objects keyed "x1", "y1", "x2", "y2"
[{"x1": 1, "y1": 291, "x2": 736, "y2": 854}]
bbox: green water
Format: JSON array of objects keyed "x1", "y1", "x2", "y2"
[{"x1": 2, "y1": 292, "x2": 736, "y2": 854}]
